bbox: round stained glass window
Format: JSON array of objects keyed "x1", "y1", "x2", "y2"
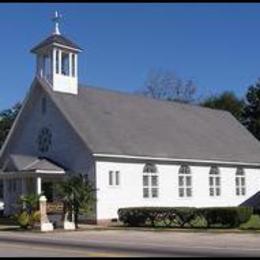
[{"x1": 37, "y1": 127, "x2": 52, "y2": 153}]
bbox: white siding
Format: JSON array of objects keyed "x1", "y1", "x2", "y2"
[{"x1": 95, "y1": 161, "x2": 260, "y2": 220}]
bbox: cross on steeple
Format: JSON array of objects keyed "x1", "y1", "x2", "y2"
[{"x1": 52, "y1": 11, "x2": 62, "y2": 35}]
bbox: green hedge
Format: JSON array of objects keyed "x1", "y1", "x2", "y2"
[
  {"x1": 199, "y1": 207, "x2": 252, "y2": 228},
  {"x1": 118, "y1": 207, "x2": 198, "y2": 227},
  {"x1": 118, "y1": 207, "x2": 253, "y2": 228}
]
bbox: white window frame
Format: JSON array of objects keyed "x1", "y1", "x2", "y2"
[
  {"x1": 108, "y1": 170, "x2": 120, "y2": 187},
  {"x1": 209, "y1": 166, "x2": 221, "y2": 197},
  {"x1": 142, "y1": 163, "x2": 159, "y2": 199},
  {"x1": 235, "y1": 168, "x2": 246, "y2": 196},
  {"x1": 178, "y1": 165, "x2": 192, "y2": 198}
]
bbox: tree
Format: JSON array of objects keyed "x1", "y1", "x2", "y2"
[
  {"x1": 201, "y1": 91, "x2": 245, "y2": 122},
  {"x1": 14, "y1": 193, "x2": 42, "y2": 229},
  {"x1": 56, "y1": 174, "x2": 96, "y2": 229},
  {"x1": 18, "y1": 193, "x2": 41, "y2": 214},
  {"x1": 242, "y1": 79, "x2": 260, "y2": 140},
  {"x1": 138, "y1": 69, "x2": 197, "y2": 103},
  {"x1": 0, "y1": 102, "x2": 22, "y2": 148}
]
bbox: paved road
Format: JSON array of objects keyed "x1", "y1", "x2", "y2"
[
  {"x1": 0, "y1": 229, "x2": 260, "y2": 257},
  {"x1": 0, "y1": 241, "x2": 133, "y2": 257}
]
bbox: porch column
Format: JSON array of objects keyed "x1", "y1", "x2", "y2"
[{"x1": 37, "y1": 177, "x2": 42, "y2": 195}]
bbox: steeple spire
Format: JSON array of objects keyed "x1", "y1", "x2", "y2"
[{"x1": 52, "y1": 11, "x2": 62, "y2": 35}]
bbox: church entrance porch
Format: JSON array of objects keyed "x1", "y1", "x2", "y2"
[
  {"x1": 0, "y1": 155, "x2": 66, "y2": 216},
  {"x1": 0, "y1": 172, "x2": 65, "y2": 216}
]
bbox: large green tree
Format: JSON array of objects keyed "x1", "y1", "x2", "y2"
[
  {"x1": 242, "y1": 79, "x2": 260, "y2": 140},
  {"x1": 201, "y1": 91, "x2": 245, "y2": 122},
  {"x1": 0, "y1": 102, "x2": 21, "y2": 148}
]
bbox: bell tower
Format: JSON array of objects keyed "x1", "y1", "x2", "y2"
[{"x1": 31, "y1": 11, "x2": 82, "y2": 95}]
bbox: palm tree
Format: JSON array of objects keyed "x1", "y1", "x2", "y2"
[
  {"x1": 56, "y1": 174, "x2": 96, "y2": 228},
  {"x1": 18, "y1": 193, "x2": 41, "y2": 214}
]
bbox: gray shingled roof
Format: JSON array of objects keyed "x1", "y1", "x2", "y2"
[
  {"x1": 5, "y1": 154, "x2": 65, "y2": 173},
  {"x1": 40, "y1": 79, "x2": 260, "y2": 164},
  {"x1": 31, "y1": 34, "x2": 82, "y2": 53}
]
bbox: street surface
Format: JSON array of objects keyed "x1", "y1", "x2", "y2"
[{"x1": 0, "y1": 229, "x2": 260, "y2": 257}]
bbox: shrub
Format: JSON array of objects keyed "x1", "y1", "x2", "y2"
[
  {"x1": 118, "y1": 207, "x2": 198, "y2": 227},
  {"x1": 13, "y1": 193, "x2": 43, "y2": 230},
  {"x1": 16, "y1": 211, "x2": 30, "y2": 229},
  {"x1": 172, "y1": 207, "x2": 198, "y2": 227},
  {"x1": 240, "y1": 214, "x2": 260, "y2": 230},
  {"x1": 198, "y1": 207, "x2": 253, "y2": 228},
  {"x1": 118, "y1": 208, "x2": 149, "y2": 226},
  {"x1": 118, "y1": 206, "x2": 253, "y2": 228},
  {"x1": 29, "y1": 210, "x2": 41, "y2": 227},
  {"x1": 253, "y1": 208, "x2": 260, "y2": 215},
  {"x1": 237, "y1": 207, "x2": 253, "y2": 224}
]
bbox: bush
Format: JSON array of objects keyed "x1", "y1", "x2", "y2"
[
  {"x1": 240, "y1": 214, "x2": 260, "y2": 230},
  {"x1": 14, "y1": 209, "x2": 41, "y2": 230},
  {"x1": 13, "y1": 193, "x2": 42, "y2": 230},
  {"x1": 16, "y1": 211, "x2": 30, "y2": 229},
  {"x1": 29, "y1": 210, "x2": 41, "y2": 227},
  {"x1": 195, "y1": 207, "x2": 252, "y2": 228},
  {"x1": 118, "y1": 207, "x2": 198, "y2": 227},
  {"x1": 237, "y1": 207, "x2": 253, "y2": 224},
  {"x1": 253, "y1": 208, "x2": 260, "y2": 215},
  {"x1": 118, "y1": 206, "x2": 253, "y2": 228},
  {"x1": 118, "y1": 208, "x2": 148, "y2": 226}
]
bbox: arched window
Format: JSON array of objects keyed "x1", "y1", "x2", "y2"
[
  {"x1": 209, "y1": 166, "x2": 221, "y2": 196},
  {"x1": 143, "y1": 163, "x2": 158, "y2": 198},
  {"x1": 143, "y1": 162, "x2": 157, "y2": 173},
  {"x1": 235, "y1": 168, "x2": 246, "y2": 196},
  {"x1": 178, "y1": 165, "x2": 192, "y2": 197}
]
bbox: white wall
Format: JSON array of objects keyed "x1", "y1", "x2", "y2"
[
  {"x1": 52, "y1": 74, "x2": 78, "y2": 95},
  {"x1": 95, "y1": 160, "x2": 260, "y2": 220}
]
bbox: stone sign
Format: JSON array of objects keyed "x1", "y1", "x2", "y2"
[{"x1": 46, "y1": 202, "x2": 64, "y2": 214}]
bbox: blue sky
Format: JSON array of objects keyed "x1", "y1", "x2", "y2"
[{"x1": 1, "y1": 3, "x2": 260, "y2": 110}]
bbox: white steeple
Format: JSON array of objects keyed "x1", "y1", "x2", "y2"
[{"x1": 31, "y1": 11, "x2": 83, "y2": 95}]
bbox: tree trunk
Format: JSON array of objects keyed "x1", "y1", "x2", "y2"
[{"x1": 74, "y1": 210, "x2": 79, "y2": 229}]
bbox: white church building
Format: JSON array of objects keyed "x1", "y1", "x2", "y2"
[{"x1": 1, "y1": 13, "x2": 260, "y2": 224}]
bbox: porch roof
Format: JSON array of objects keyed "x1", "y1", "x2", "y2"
[{"x1": 0, "y1": 154, "x2": 66, "y2": 178}]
